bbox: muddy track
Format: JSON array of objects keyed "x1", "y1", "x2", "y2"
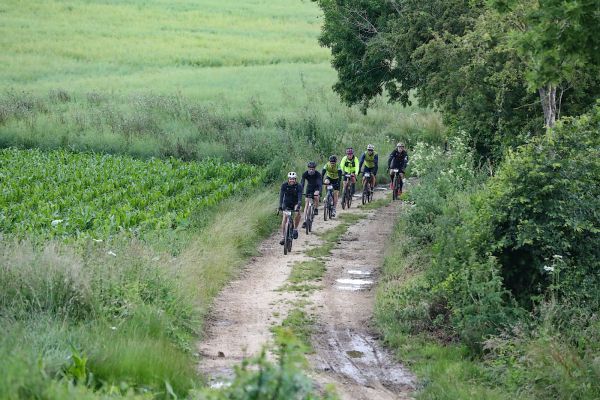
[{"x1": 197, "y1": 188, "x2": 415, "y2": 398}]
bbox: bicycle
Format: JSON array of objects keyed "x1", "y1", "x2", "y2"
[
  {"x1": 390, "y1": 169, "x2": 403, "y2": 200},
  {"x1": 304, "y1": 194, "x2": 315, "y2": 234},
  {"x1": 323, "y1": 182, "x2": 335, "y2": 221},
  {"x1": 341, "y1": 174, "x2": 354, "y2": 210},
  {"x1": 362, "y1": 171, "x2": 373, "y2": 205},
  {"x1": 281, "y1": 208, "x2": 296, "y2": 255}
]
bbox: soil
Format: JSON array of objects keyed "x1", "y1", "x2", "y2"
[{"x1": 197, "y1": 188, "x2": 415, "y2": 399}]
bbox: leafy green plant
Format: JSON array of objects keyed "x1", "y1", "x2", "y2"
[{"x1": 0, "y1": 148, "x2": 263, "y2": 240}]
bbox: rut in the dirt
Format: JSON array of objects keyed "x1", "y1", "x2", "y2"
[{"x1": 307, "y1": 197, "x2": 415, "y2": 400}]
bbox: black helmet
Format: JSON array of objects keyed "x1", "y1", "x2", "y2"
[
  {"x1": 329, "y1": 155, "x2": 337, "y2": 162},
  {"x1": 307, "y1": 161, "x2": 317, "y2": 168}
]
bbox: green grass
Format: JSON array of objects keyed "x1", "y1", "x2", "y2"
[
  {"x1": 289, "y1": 260, "x2": 326, "y2": 284},
  {"x1": 357, "y1": 195, "x2": 392, "y2": 210},
  {"x1": 273, "y1": 309, "x2": 315, "y2": 354}
]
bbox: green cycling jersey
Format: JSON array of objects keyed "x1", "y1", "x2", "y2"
[{"x1": 340, "y1": 155, "x2": 359, "y2": 175}]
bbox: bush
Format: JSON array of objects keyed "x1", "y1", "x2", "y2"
[{"x1": 470, "y1": 105, "x2": 600, "y2": 309}]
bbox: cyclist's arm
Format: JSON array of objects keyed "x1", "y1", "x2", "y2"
[
  {"x1": 321, "y1": 167, "x2": 327, "y2": 180},
  {"x1": 296, "y1": 183, "x2": 303, "y2": 205},
  {"x1": 387, "y1": 151, "x2": 394, "y2": 169},
  {"x1": 359, "y1": 153, "x2": 365, "y2": 172},
  {"x1": 337, "y1": 169, "x2": 342, "y2": 180},
  {"x1": 279, "y1": 183, "x2": 285, "y2": 209},
  {"x1": 316, "y1": 172, "x2": 323, "y2": 189},
  {"x1": 353, "y1": 159, "x2": 359, "y2": 175},
  {"x1": 373, "y1": 154, "x2": 379, "y2": 174},
  {"x1": 300, "y1": 172, "x2": 307, "y2": 192}
]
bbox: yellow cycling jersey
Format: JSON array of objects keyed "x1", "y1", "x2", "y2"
[
  {"x1": 323, "y1": 162, "x2": 340, "y2": 180},
  {"x1": 363, "y1": 151, "x2": 378, "y2": 168},
  {"x1": 340, "y1": 155, "x2": 359, "y2": 174}
]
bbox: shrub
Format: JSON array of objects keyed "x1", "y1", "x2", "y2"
[{"x1": 470, "y1": 105, "x2": 600, "y2": 309}]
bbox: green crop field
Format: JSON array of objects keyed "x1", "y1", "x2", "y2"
[
  {"x1": 0, "y1": 0, "x2": 331, "y2": 101},
  {"x1": 0, "y1": 148, "x2": 261, "y2": 238}
]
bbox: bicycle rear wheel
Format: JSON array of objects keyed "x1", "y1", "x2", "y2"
[{"x1": 392, "y1": 175, "x2": 398, "y2": 200}]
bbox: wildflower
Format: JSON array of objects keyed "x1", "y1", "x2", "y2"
[
  {"x1": 107, "y1": 250, "x2": 117, "y2": 257},
  {"x1": 552, "y1": 255, "x2": 563, "y2": 260},
  {"x1": 51, "y1": 219, "x2": 63, "y2": 227},
  {"x1": 543, "y1": 265, "x2": 554, "y2": 272}
]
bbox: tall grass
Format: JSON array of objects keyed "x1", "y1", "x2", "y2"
[{"x1": 0, "y1": 189, "x2": 279, "y2": 398}]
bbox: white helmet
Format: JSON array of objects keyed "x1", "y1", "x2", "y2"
[
  {"x1": 287, "y1": 171, "x2": 297, "y2": 179},
  {"x1": 367, "y1": 144, "x2": 375, "y2": 150},
  {"x1": 396, "y1": 142, "x2": 404, "y2": 148}
]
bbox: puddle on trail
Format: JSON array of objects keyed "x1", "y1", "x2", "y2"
[
  {"x1": 335, "y1": 277, "x2": 374, "y2": 291},
  {"x1": 318, "y1": 330, "x2": 416, "y2": 390},
  {"x1": 347, "y1": 270, "x2": 372, "y2": 276}
]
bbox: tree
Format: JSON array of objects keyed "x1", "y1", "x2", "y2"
[
  {"x1": 315, "y1": 0, "x2": 599, "y2": 160},
  {"x1": 491, "y1": 0, "x2": 600, "y2": 127}
]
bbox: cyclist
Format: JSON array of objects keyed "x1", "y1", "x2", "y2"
[
  {"x1": 301, "y1": 161, "x2": 322, "y2": 228},
  {"x1": 321, "y1": 155, "x2": 342, "y2": 217},
  {"x1": 387, "y1": 142, "x2": 409, "y2": 195},
  {"x1": 340, "y1": 147, "x2": 359, "y2": 198},
  {"x1": 359, "y1": 144, "x2": 378, "y2": 193},
  {"x1": 278, "y1": 171, "x2": 303, "y2": 245}
]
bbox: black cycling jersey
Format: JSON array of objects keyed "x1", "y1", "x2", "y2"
[
  {"x1": 301, "y1": 170, "x2": 323, "y2": 191},
  {"x1": 388, "y1": 149, "x2": 409, "y2": 171},
  {"x1": 279, "y1": 182, "x2": 303, "y2": 209}
]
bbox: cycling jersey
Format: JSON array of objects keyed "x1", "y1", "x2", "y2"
[
  {"x1": 388, "y1": 149, "x2": 408, "y2": 171},
  {"x1": 359, "y1": 151, "x2": 378, "y2": 172},
  {"x1": 322, "y1": 162, "x2": 342, "y2": 180},
  {"x1": 340, "y1": 155, "x2": 359, "y2": 175},
  {"x1": 279, "y1": 182, "x2": 303, "y2": 209},
  {"x1": 301, "y1": 170, "x2": 323, "y2": 189}
]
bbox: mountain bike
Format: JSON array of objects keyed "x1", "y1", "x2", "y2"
[
  {"x1": 341, "y1": 174, "x2": 354, "y2": 210},
  {"x1": 362, "y1": 171, "x2": 373, "y2": 205},
  {"x1": 282, "y1": 209, "x2": 296, "y2": 255},
  {"x1": 304, "y1": 194, "x2": 314, "y2": 234},
  {"x1": 324, "y1": 182, "x2": 334, "y2": 221},
  {"x1": 391, "y1": 169, "x2": 403, "y2": 201}
]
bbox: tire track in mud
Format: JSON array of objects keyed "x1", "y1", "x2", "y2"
[
  {"x1": 197, "y1": 188, "x2": 415, "y2": 399},
  {"x1": 306, "y1": 197, "x2": 415, "y2": 399}
]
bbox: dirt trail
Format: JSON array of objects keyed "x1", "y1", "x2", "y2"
[{"x1": 197, "y1": 188, "x2": 415, "y2": 398}]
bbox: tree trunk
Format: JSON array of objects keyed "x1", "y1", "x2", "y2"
[{"x1": 539, "y1": 85, "x2": 557, "y2": 128}]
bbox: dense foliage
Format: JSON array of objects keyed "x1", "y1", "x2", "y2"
[
  {"x1": 376, "y1": 106, "x2": 600, "y2": 399},
  {"x1": 0, "y1": 148, "x2": 261, "y2": 239},
  {"x1": 314, "y1": 0, "x2": 599, "y2": 161}
]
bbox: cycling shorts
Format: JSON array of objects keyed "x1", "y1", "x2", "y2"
[
  {"x1": 363, "y1": 166, "x2": 377, "y2": 175},
  {"x1": 324, "y1": 179, "x2": 340, "y2": 191},
  {"x1": 343, "y1": 174, "x2": 356, "y2": 183},
  {"x1": 283, "y1": 200, "x2": 299, "y2": 210},
  {"x1": 305, "y1": 185, "x2": 320, "y2": 198}
]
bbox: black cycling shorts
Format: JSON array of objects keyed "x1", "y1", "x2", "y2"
[
  {"x1": 363, "y1": 166, "x2": 377, "y2": 175},
  {"x1": 305, "y1": 185, "x2": 320, "y2": 198},
  {"x1": 283, "y1": 201, "x2": 299, "y2": 211},
  {"x1": 324, "y1": 179, "x2": 340, "y2": 191}
]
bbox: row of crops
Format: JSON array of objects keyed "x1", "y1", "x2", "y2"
[{"x1": 0, "y1": 148, "x2": 263, "y2": 238}]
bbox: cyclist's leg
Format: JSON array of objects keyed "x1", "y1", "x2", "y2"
[{"x1": 280, "y1": 214, "x2": 288, "y2": 244}]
